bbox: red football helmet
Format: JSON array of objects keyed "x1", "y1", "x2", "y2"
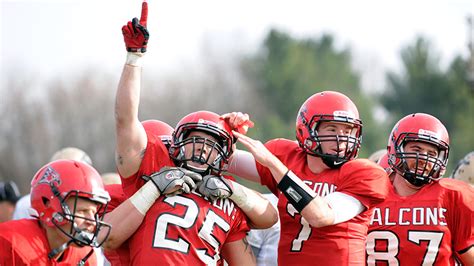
[
  {"x1": 387, "y1": 113, "x2": 449, "y2": 187},
  {"x1": 30, "y1": 160, "x2": 111, "y2": 248},
  {"x1": 169, "y1": 111, "x2": 234, "y2": 175},
  {"x1": 142, "y1": 119, "x2": 174, "y2": 147},
  {"x1": 296, "y1": 91, "x2": 363, "y2": 168}
]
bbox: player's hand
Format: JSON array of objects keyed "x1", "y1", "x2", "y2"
[
  {"x1": 144, "y1": 167, "x2": 202, "y2": 195},
  {"x1": 122, "y1": 1, "x2": 149, "y2": 53},
  {"x1": 221, "y1": 112, "x2": 254, "y2": 135},
  {"x1": 233, "y1": 131, "x2": 276, "y2": 167},
  {"x1": 197, "y1": 175, "x2": 233, "y2": 201}
]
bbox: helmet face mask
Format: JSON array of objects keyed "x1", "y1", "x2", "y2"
[
  {"x1": 30, "y1": 160, "x2": 111, "y2": 248},
  {"x1": 51, "y1": 191, "x2": 111, "y2": 248},
  {"x1": 308, "y1": 118, "x2": 362, "y2": 165},
  {"x1": 174, "y1": 132, "x2": 228, "y2": 174},
  {"x1": 296, "y1": 92, "x2": 363, "y2": 168},
  {"x1": 388, "y1": 114, "x2": 449, "y2": 187},
  {"x1": 170, "y1": 111, "x2": 234, "y2": 175}
]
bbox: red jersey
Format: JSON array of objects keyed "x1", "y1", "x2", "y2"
[
  {"x1": 121, "y1": 135, "x2": 250, "y2": 265},
  {"x1": 0, "y1": 219, "x2": 96, "y2": 266},
  {"x1": 256, "y1": 138, "x2": 389, "y2": 265},
  {"x1": 103, "y1": 184, "x2": 130, "y2": 266},
  {"x1": 367, "y1": 178, "x2": 474, "y2": 266}
]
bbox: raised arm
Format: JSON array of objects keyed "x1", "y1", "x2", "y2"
[
  {"x1": 115, "y1": 1, "x2": 149, "y2": 178},
  {"x1": 234, "y1": 132, "x2": 350, "y2": 227},
  {"x1": 224, "y1": 111, "x2": 366, "y2": 228}
]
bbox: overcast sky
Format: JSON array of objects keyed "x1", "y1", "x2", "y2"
[{"x1": 1, "y1": 0, "x2": 472, "y2": 91}]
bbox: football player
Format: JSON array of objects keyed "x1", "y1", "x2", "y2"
[
  {"x1": 0, "y1": 160, "x2": 111, "y2": 265},
  {"x1": 366, "y1": 113, "x2": 474, "y2": 265},
  {"x1": 13, "y1": 146, "x2": 93, "y2": 220},
  {"x1": 222, "y1": 91, "x2": 390, "y2": 265},
  {"x1": 103, "y1": 1, "x2": 278, "y2": 264},
  {"x1": 103, "y1": 119, "x2": 173, "y2": 266}
]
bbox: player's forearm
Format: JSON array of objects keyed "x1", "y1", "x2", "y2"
[
  {"x1": 275, "y1": 169, "x2": 335, "y2": 228},
  {"x1": 229, "y1": 182, "x2": 278, "y2": 229},
  {"x1": 101, "y1": 200, "x2": 145, "y2": 250},
  {"x1": 102, "y1": 181, "x2": 160, "y2": 249},
  {"x1": 115, "y1": 63, "x2": 142, "y2": 127},
  {"x1": 265, "y1": 156, "x2": 289, "y2": 183},
  {"x1": 114, "y1": 62, "x2": 148, "y2": 177}
]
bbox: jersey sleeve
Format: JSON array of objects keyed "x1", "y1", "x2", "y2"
[
  {"x1": 121, "y1": 136, "x2": 169, "y2": 197},
  {"x1": 255, "y1": 139, "x2": 281, "y2": 195},
  {"x1": 225, "y1": 208, "x2": 251, "y2": 243},
  {"x1": 0, "y1": 231, "x2": 30, "y2": 266},
  {"x1": 0, "y1": 236, "x2": 14, "y2": 265},
  {"x1": 445, "y1": 181, "x2": 474, "y2": 253},
  {"x1": 337, "y1": 159, "x2": 389, "y2": 209}
]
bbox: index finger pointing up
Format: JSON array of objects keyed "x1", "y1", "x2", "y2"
[{"x1": 140, "y1": 1, "x2": 148, "y2": 26}]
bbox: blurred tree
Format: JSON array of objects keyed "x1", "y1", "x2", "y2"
[
  {"x1": 381, "y1": 36, "x2": 474, "y2": 172},
  {"x1": 240, "y1": 29, "x2": 388, "y2": 157},
  {"x1": 0, "y1": 72, "x2": 118, "y2": 193},
  {"x1": 0, "y1": 53, "x2": 257, "y2": 193}
]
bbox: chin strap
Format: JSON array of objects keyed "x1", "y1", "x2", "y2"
[
  {"x1": 48, "y1": 239, "x2": 73, "y2": 261},
  {"x1": 321, "y1": 155, "x2": 347, "y2": 169},
  {"x1": 47, "y1": 239, "x2": 95, "y2": 266},
  {"x1": 78, "y1": 248, "x2": 94, "y2": 266},
  {"x1": 402, "y1": 171, "x2": 430, "y2": 187}
]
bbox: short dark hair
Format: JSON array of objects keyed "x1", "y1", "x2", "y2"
[{"x1": 0, "y1": 181, "x2": 21, "y2": 204}]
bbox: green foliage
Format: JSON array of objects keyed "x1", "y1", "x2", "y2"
[
  {"x1": 381, "y1": 36, "x2": 474, "y2": 173},
  {"x1": 241, "y1": 29, "x2": 388, "y2": 156}
]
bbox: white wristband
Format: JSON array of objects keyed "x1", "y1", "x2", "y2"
[
  {"x1": 126, "y1": 52, "x2": 144, "y2": 67},
  {"x1": 229, "y1": 181, "x2": 257, "y2": 212},
  {"x1": 129, "y1": 181, "x2": 160, "y2": 215}
]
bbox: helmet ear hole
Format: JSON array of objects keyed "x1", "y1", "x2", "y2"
[
  {"x1": 298, "y1": 128, "x2": 304, "y2": 137},
  {"x1": 42, "y1": 197, "x2": 51, "y2": 207}
]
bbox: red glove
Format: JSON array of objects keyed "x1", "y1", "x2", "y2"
[{"x1": 122, "y1": 1, "x2": 149, "y2": 53}]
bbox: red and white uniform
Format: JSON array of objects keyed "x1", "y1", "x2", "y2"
[
  {"x1": 256, "y1": 139, "x2": 389, "y2": 265},
  {"x1": 121, "y1": 134, "x2": 250, "y2": 265},
  {"x1": 367, "y1": 178, "x2": 474, "y2": 265},
  {"x1": 0, "y1": 219, "x2": 96, "y2": 266}
]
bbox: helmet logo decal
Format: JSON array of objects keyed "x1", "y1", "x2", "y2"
[
  {"x1": 298, "y1": 105, "x2": 308, "y2": 125},
  {"x1": 198, "y1": 118, "x2": 217, "y2": 126},
  {"x1": 333, "y1": 110, "x2": 355, "y2": 119},
  {"x1": 38, "y1": 166, "x2": 61, "y2": 186},
  {"x1": 418, "y1": 129, "x2": 440, "y2": 139}
]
